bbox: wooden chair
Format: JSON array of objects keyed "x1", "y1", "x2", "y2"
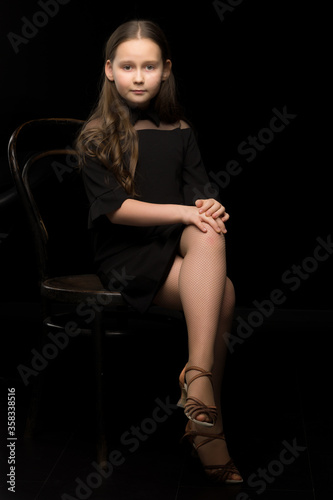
[{"x1": 7, "y1": 118, "x2": 154, "y2": 465}]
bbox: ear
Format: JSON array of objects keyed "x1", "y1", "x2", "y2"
[
  {"x1": 105, "y1": 60, "x2": 114, "y2": 81},
  {"x1": 162, "y1": 59, "x2": 172, "y2": 81}
]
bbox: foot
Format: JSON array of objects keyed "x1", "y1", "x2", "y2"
[
  {"x1": 185, "y1": 367, "x2": 217, "y2": 425},
  {"x1": 188, "y1": 420, "x2": 243, "y2": 483}
]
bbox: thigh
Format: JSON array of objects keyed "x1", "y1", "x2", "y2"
[{"x1": 153, "y1": 255, "x2": 183, "y2": 311}]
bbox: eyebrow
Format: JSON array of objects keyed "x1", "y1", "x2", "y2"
[{"x1": 117, "y1": 59, "x2": 160, "y2": 65}]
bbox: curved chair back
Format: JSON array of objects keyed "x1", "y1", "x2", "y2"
[{"x1": 8, "y1": 118, "x2": 86, "y2": 283}]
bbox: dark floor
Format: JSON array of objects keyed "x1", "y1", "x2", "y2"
[{"x1": 0, "y1": 303, "x2": 332, "y2": 500}]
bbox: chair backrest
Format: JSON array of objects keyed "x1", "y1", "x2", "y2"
[{"x1": 8, "y1": 118, "x2": 92, "y2": 284}]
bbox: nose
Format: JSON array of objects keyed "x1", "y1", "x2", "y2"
[{"x1": 133, "y1": 69, "x2": 144, "y2": 84}]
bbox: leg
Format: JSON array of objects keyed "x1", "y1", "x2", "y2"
[
  {"x1": 212, "y1": 277, "x2": 235, "y2": 422},
  {"x1": 178, "y1": 224, "x2": 227, "y2": 421},
  {"x1": 154, "y1": 226, "x2": 242, "y2": 481},
  {"x1": 156, "y1": 224, "x2": 227, "y2": 421},
  {"x1": 153, "y1": 254, "x2": 183, "y2": 311},
  {"x1": 189, "y1": 278, "x2": 242, "y2": 482}
]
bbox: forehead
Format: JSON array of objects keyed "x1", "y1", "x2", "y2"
[{"x1": 114, "y1": 38, "x2": 162, "y2": 61}]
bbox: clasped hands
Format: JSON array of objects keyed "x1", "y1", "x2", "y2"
[
  {"x1": 183, "y1": 198, "x2": 229, "y2": 234},
  {"x1": 196, "y1": 198, "x2": 229, "y2": 234}
]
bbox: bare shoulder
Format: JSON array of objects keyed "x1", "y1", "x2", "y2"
[
  {"x1": 179, "y1": 119, "x2": 191, "y2": 129},
  {"x1": 84, "y1": 117, "x2": 103, "y2": 131}
]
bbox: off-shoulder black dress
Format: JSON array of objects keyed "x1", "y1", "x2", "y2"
[{"x1": 82, "y1": 108, "x2": 217, "y2": 313}]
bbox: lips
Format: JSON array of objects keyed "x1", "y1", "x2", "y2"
[{"x1": 131, "y1": 90, "x2": 147, "y2": 94}]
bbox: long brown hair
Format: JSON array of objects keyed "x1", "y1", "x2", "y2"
[{"x1": 76, "y1": 19, "x2": 184, "y2": 195}]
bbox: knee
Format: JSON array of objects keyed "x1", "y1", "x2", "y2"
[
  {"x1": 200, "y1": 224, "x2": 226, "y2": 252},
  {"x1": 180, "y1": 224, "x2": 226, "y2": 257}
]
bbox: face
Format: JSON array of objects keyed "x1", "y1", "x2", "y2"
[{"x1": 105, "y1": 38, "x2": 171, "y2": 109}]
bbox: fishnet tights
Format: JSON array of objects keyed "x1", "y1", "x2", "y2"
[
  {"x1": 153, "y1": 224, "x2": 238, "y2": 476},
  {"x1": 154, "y1": 224, "x2": 234, "y2": 419}
]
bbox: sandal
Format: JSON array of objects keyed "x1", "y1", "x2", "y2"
[
  {"x1": 177, "y1": 365, "x2": 218, "y2": 428},
  {"x1": 183, "y1": 420, "x2": 243, "y2": 484}
]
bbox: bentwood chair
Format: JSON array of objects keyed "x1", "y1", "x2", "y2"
[
  {"x1": 7, "y1": 118, "x2": 134, "y2": 465},
  {"x1": 8, "y1": 117, "x2": 186, "y2": 466}
]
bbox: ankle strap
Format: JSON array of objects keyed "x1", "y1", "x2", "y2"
[
  {"x1": 185, "y1": 366, "x2": 213, "y2": 388},
  {"x1": 183, "y1": 428, "x2": 226, "y2": 448}
]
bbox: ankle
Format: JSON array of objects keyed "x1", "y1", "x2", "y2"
[
  {"x1": 183, "y1": 365, "x2": 218, "y2": 426},
  {"x1": 192, "y1": 416, "x2": 223, "y2": 434},
  {"x1": 185, "y1": 364, "x2": 213, "y2": 383}
]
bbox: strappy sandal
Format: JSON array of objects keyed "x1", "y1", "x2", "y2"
[
  {"x1": 177, "y1": 365, "x2": 218, "y2": 428},
  {"x1": 183, "y1": 420, "x2": 243, "y2": 484}
]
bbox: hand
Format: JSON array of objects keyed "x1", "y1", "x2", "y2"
[
  {"x1": 195, "y1": 199, "x2": 229, "y2": 233},
  {"x1": 195, "y1": 199, "x2": 229, "y2": 222},
  {"x1": 181, "y1": 205, "x2": 227, "y2": 234}
]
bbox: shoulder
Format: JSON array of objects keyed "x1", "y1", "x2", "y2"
[
  {"x1": 83, "y1": 117, "x2": 104, "y2": 132},
  {"x1": 157, "y1": 119, "x2": 191, "y2": 130},
  {"x1": 179, "y1": 119, "x2": 191, "y2": 130}
]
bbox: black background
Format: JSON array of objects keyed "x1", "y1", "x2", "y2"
[
  {"x1": 0, "y1": 3, "x2": 332, "y2": 499},
  {"x1": 0, "y1": 0, "x2": 331, "y2": 310}
]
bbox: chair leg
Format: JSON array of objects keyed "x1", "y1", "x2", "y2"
[
  {"x1": 24, "y1": 300, "x2": 48, "y2": 438},
  {"x1": 24, "y1": 374, "x2": 43, "y2": 438},
  {"x1": 92, "y1": 310, "x2": 108, "y2": 468}
]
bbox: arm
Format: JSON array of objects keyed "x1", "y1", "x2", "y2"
[
  {"x1": 107, "y1": 199, "x2": 182, "y2": 226},
  {"x1": 107, "y1": 198, "x2": 223, "y2": 234},
  {"x1": 82, "y1": 157, "x2": 221, "y2": 233}
]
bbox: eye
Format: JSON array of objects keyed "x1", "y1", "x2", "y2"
[
  {"x1": 146, "y1": 65, "x2": 154, "y2": 71},
  {"x1": 123, "y1": 65, "x2": 132, "y2": 71}
]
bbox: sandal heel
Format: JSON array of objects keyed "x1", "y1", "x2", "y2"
[
  {"x1": 177, "y1": 385, "x2": 187, "y2": 408},
  {"x1": 177, "y1": 366, "x2": 187, "y2": 408}
]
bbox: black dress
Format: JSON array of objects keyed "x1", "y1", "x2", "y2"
[{"x1": 82, "y1": 108, "x2": 218, "y2": 313}]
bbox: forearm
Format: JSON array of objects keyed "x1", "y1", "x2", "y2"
[{"x1": 107, "y1": 199, "x2": 184, "y2": 226}]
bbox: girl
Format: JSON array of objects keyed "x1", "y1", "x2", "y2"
[{"x1": 76, "y1": 19, "x2": 243, "y2": 484}]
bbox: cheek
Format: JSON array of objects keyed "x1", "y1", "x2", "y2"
[
  {"x1": 148, "y1": 73, "x2": 163, "y2": 90},
  {"x1": 114, "y1": 74, "x2": 130, "y2": 91}
]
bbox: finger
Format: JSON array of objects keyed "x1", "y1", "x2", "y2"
[
  {"x1": 203, "y1": 200, "x2": 221, "y2": 216},
  {"x1": 214, "y1": 216, "x2": 227, "y2": 234},
  {"x1": 203, "y1": 214, "x2": 223, "y2": 234},
  {"x1": 211, "y1": 206, "x2": 225, "y2": 218},
  {"x1": 195, "y1": 199, "x2": 204, "y2": 209},
  {"x1": 209, "y1": 204, "x2": 226, "y2": 218},
  {"x1": 217, "y1": 219, "x2": 227, "y2": 234},
  {"x1": 196, "y1": 221, "x2": 208, "y2": 232},
  {"x1": 193, "y1": 214, "x2": 209, "y2": 232},
  {"x1": 197, "y1": 199, "x2": 214, "y2": 213}
]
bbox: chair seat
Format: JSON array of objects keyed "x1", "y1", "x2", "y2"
[{"x1": 41, "y1": 274, "x2": 125, "y2": 306}]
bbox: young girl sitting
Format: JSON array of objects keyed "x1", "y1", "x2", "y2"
[{"x1": 76, "y1": 19, "x2": 243, "y2": 484}]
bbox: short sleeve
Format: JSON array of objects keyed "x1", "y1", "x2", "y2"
[
  {"x1": 82, "y1": 157, "x2": 132, "y2": 229},
  {"x1": 181, "y1": 128, "x2": 220, "y2": 205}
]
